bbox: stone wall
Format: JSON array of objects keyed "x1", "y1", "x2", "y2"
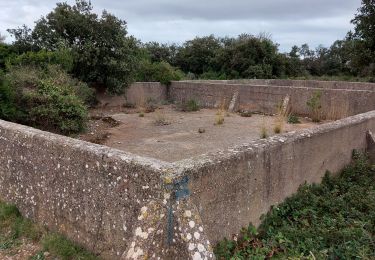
[
  {"x1": 183, "y1": 79, "x2": 375, "y2": 91},
  {"x1": 96, "y1": 82, "x2": 166, "y2": 108},
  {"x1": 125, "y1": 82, "x2": 167, "y2": 106},
  {"x1": 0, "y1": 119, "x2": 194, "y2": 259},
  {"x1": 2, "y1": 80, "x2": 375, "y2": 259},
  {"x1": 169, "y1": 81, "x2": 375, "y2": 119},
  {"x1": 174, "y1": 110, "x2": 375, "y2": 243}
]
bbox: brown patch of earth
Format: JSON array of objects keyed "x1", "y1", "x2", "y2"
[{"x1": 78, "y1": 105, "x2": 328, "y2": 162}]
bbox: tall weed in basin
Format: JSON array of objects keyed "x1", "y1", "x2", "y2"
[{"x1": 307, "y1": 90, "x2": 323, "y2": 122}]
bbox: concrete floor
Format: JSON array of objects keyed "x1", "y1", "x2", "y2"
[{"x1": 99, "y1": 106, "x2": 320, "y2": 162}]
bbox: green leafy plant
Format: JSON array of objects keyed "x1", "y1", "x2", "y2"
[
  {"x1": 307, "y1": 90, "x2": 323, "y2": 122},
  {"x1": 215, "y1": 152, "x2": 375, "y2": 259},
  {"x1": 287, "y1": 114, "x2": 301, "y2": 124},
  {"x1": 0, "y1": 200, "x2": 98, "y2": 260},
  {"x1": 136, "y1": 60, "x2": 183, "y2": 86},
  {"x1": 1, "y1": 65, "x2": 89, "y2": 135},
  {"x1": 176, "y1": 99, "x2": 200, "y2": 112}
]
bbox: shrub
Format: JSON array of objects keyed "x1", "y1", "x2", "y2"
[
  {"x1": 25, "y1": 79, "x2": 88, "y2": 135},
  {"x1": 215, "y1": 152, "x2": 375, "y2": 259},
  {"x1": 287, "y1": 114, "x2": 301, "y2": 124},
  {"x1": 307, "y1": 90, "x2": 323, "y2": 122},
  {"x1": 176, "y1": 99, "x2": 200, "y2": 112},
  {"x1": 144, "y1": 98, "x2": 158, "y2": 113},
  {"x1": 1, "y1": 65, "x2": 89, "y2": 135},
  {"x1": 136, "y1": 60, "x2": 183, "y2": 86},
  {"x1": 6, "y1": 48, "x2": 74, "y2": 72},
  {"x1": 154, "y1": 110, "x2": 170, "y2": 126},
  {"x1": 42, "y1": 65, "x2": 95, "y2": 106},
  {"x1": 0, "y1": 76, "x2": 24, "y2": 121}
]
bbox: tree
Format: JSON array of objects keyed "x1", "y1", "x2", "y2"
[
  {"x1": 350, "y1": 0, "x2": 375, "y2": 76},
  {"x1": 175, "y1": 35, "x2": 222, "y2": 75},
  {"x1": 7, "y1": 25, "x2": 36, "y2": 53},
  {"x1": 0, "y1": 33, "x2": 5, "y2": 43},
  {"x1": 352, "y1": 0, "x2": 375, "y2": 51},
  {"x1": 143, "y1": 42, "x2": 178, "y2": 64},
  {"x1": 217, "y1": 34, "x2": 281, "y2": 79},
  {"x1": 16, "y1": 0, "x2": 139, "y2": 94}
]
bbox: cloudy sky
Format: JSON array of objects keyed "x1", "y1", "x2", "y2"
[{"x1": 0, "y1": 0, "x2": 362, "y2": 52}]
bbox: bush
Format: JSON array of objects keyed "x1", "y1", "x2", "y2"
[
  {"x1": 287, "y1": 114, "x2": 301, "y2": 124},
  {"x1": 215, "y1": 152, "x2": 375, "y2": 259},
  {"x1": 0, "y1": 76, "x2": 24, "y2": 121},
  {"x1": 6, "y1": 48, "x2": 74, "y2": 72},
  {"x1": 136, "y1": 60, "x2": 183, "y2": 85},
  {"x1": 307, "y1": 90, "x2": 322, "y2": 122},
  {"x1": 25, "y1": 79, "x2": 88, "y2": 135},
  {"x1": 1, "y1": 65, "x2": 89, "y2": 135},
  {"x1": 176, "y1": 99, "x2": 200, "y2": 112}
]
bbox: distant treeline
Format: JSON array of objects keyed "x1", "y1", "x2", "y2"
[{"x1": 1, "y1": 0, "x2": 375, "y2": 95}]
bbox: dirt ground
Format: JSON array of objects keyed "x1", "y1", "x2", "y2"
[{"x1": 79, "y1": 105, "x2": 324, "y2": 162}]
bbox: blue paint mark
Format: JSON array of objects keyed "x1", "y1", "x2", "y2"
[
  {"x1": 166, "y1": 176, "x2": 190, "y2": 245},
  {"x1": 175, "y1": 176, "x2": 190, "y2": 200}
]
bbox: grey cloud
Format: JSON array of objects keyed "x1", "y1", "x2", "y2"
[{"x1": 0, "y1": 0, "x2": 362, "y2": 51}]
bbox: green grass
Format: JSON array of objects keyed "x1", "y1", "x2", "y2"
[
  {"x1": 215, "y1": 151, "x2": 375, "y2": 259},
  {"x1": 0, "y1": 201, "x2": 99, "y2": 260}
]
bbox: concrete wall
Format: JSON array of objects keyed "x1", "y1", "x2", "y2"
[
  {"x1": 125, "y1": 82, "x2": 167, "y2": 106},
  {"x1": 169, "y1": 81, "x2": 375, "y2": 119},
  {"x1": 0, "y1": 119, "x2": 190, "y2": 259},
  {"x1": 183, "y1": 79, "x2": 375, "y2": 91},
  {"x1": 96, "y1": 82, "x2": 167, "y2": 108},
  {"x1": 176, "y1": 110, "x2": 375, "y2": 243},
  {"x1": 2, "y1": 79, "x2": 375, "y2": 259}
]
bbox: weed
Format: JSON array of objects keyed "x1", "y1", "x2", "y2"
[
  {"x1": 215, "y1": 152, "x2": 375, "y2": 259},
  {"x1": 215, "y1": 112, "x2": 225, "y2": 125},
  {"x1": 144, "y1": 98, "x2": 158, "y2": 113},
  {"x1": 42, "y1": 233, "x2": 97, "y2": 260},
  {"x1": 176, "y1": 99, "x2": 200, "y2": 112},
  {"x1": 273, "y1": 125, "x2": 281, "y2": 134},
  {"x1": 287, "y1": 114, "x2": 301, "y2": 124},
  {"x1": 307, "y1": 90, "x2": 323, "y2": 122},
  {"x1": 154, "y1": 110, "x2": 170, "y2": 126},
  {"x1": 198, "y1": 128, "x2": 206, "y2": 134},
  {"x1": 239, "y1": 110, "x2": 252, "y2": 117},
  {"x1": 139, "y1": 112, "x2": 144, "y2": 117},
  {"x1": 260, "y1": 126, "x2": 268, "y2": 139},
  {"x1": 0, "y1": 200, "x2": 99, "y2": 259},
  {"x1": 123, "y1": 102, "x2": 135, "y2": 109}
]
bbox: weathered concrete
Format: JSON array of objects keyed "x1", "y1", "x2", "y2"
[
  {"x1": 184, "y1": 79, "x2": 375, "y2": 91},
  {"x1": 2, "y1": 79, "x2": 375, "y2": 259},
  {"x1": 169, "y1": 81, "x2": 375, "y2": 119},
  {"x1": 96, "y1": 82, "x2": 166, "y2": 108},
  {"x1": 0, "y1": 120, "x2": 208, "y2": 259},
  {"x1": 174, "y1": 110, "x2": 375, "y2": 243}
]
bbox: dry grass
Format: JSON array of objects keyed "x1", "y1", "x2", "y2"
[
  {"x1": 214, "y1": 98, "x2": 228, "y2": 125},
  {"x1": 260, "y1": 126, "x2": 268, "y2": 139},
  {"x1": 260, "y1": 116, "x2": 268, "y2": 139},
  {"x1": 273, "y1": 96, "x2": 290, "y2": 134},
  {"x1": 215, "y1": 112, "x2": 225, "y2": 125},
  {"x1": 327, "y1": 99, "x2": 349, "y2": 120},
  {"x1": 154, "y1": 110, "x2": 170, "y2": 126}
]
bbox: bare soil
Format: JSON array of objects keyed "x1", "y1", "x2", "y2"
[{"x1": 78, "y1": 105, "x2": 324, "y2": 162}]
